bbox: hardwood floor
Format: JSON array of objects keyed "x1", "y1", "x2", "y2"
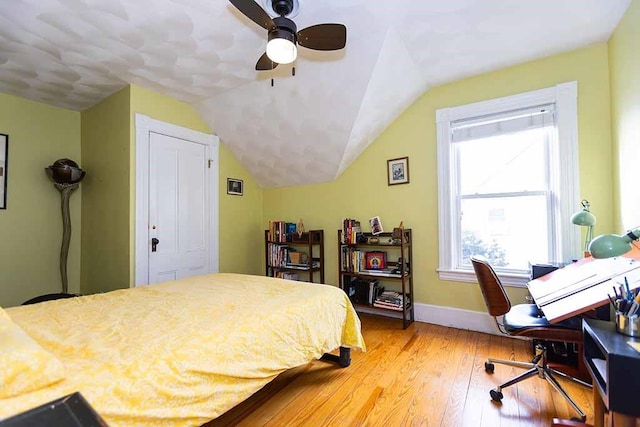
[{"x1": 210, "y1": 314, "x2": 594, "y2": 426}]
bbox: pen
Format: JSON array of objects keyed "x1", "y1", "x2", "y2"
[
  {"x1": 625, "y1": 277, "x2": 631, "y2": 301},
  {"x1": 608, "y1": 293, "x2": 617, "y2": 308}
]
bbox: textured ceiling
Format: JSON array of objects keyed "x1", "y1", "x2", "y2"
[{"x1": 0, "y1": 0, "x2": 630, "y2": 187}]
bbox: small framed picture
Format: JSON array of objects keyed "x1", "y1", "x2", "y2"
[
  {"x1": 227, "y1": 178, "x2": 243, "y2": 196},
  {"x1": 369, "y1": 216, "x2": 383, "y2": 235},
  {"x1": 387, "y1": 157, "x2": 409, "y2": 185},
  {"x1": 365, "y1": 251, "x2": 387, "y2": 270}
]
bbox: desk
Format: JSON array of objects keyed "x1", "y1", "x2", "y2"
[
  {"x1": 527, "y1": 248, "x2": 640, "y2": 323},
  {"x1": 582, "y1": 319, "x2": 640, "y2": 427}
]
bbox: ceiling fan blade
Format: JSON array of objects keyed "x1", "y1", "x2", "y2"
[
  {"x1": 297, "y1": 23, "x2": 347, "y2": 51},
  {"x1": 229, "y1": 0, "x2": 276, "y2": 31},
  {"x1": 256, "y1": 52, "x2": 278, "y2": 71}
]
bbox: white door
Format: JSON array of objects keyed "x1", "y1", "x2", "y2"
[
  {"x1": 135, "y1": 114, "x2": 219, "y2": 287},
  {"x1": 148, "y1": 132, "x2": 210, "y2": 283}
]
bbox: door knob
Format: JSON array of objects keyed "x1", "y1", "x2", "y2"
[{"x1": 151, "y1": 237, "x2": 159, "y2": 252}]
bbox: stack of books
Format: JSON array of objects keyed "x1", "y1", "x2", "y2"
[
  {"x1": 286, "y1": 261, "x2": 319, "y2": 270},
  {"x1": 360, "y1": 267, "x2": 399, "y2": 277},
  {"x1": 373, "y1": 291, "x2": 409, "y2": 311},
  {"x1": 341, "y1": 218, "x2": 361, "y2": 244},
  {"x1": 268, "y1": 220, "x2": 297, "y2": 242},
  {"x1": 341, "y1": 246, "x2": 364, "y2": 272}
]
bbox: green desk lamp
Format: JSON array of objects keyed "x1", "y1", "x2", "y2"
[
  {"x1": 589, "y1": 228, "x2": 640, "y2": 259},
  {"x1": 571, "y1": 199, "x2": 596, "y2": 257}
]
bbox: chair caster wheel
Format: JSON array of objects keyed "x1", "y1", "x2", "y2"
[
  {"x1": 490, "y1": 389, "x2": 503, "y2": 402},
  {"x1": 484, "y1": 362, "x2": 494, "y2": 373}
]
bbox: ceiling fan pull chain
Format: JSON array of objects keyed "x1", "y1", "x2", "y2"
[{"x1": 271, "y1": 78, "x2": 274, "y2": 87}]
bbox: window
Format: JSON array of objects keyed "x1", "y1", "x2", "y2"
[{"x1": 436, "y1": 82, "x2": 581, "y2": 286}]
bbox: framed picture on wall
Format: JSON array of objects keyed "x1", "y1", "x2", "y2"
[
  {"x1": 0, "y1": 133, "x2": 7, "y2": 209},
  {"x1": 387, "y1": 156, "x2": 409, "y2": 185},
  {"x1": 227, "y1": 178, "x2": 243, "y2": 196}
]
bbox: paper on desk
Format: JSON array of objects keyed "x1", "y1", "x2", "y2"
[
  {"x1": 530, "y1": 257, "x2": 640, "y2": 307},
  {"x1": 627, "y1": 340, "x2": 640, "y2": 353}
]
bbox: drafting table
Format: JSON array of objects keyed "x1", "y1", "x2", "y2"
[{"x1": 527, "y1": 247, "x2": 640, "y2": 323}]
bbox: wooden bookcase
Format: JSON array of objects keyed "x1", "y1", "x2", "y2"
[
  {"x1": 265, "y1": 229, "x2": 324, "y2": 284},
  {"x1": 338, "y1": 229, "x2": 414, "y2": 329}
]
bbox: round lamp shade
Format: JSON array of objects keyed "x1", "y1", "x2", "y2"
[
  {"x1": 589, "y1": 233, "x2": 633, "y2": 259},
  {"x1": 589, "y1": 228, "x2": 640, "y2": 258},
  {"x1": 266, "y1": 38, "x2": 297, "y2": 64},
  {"x1": 571, "y1": 210, "x2": 596, "y2": 226}
]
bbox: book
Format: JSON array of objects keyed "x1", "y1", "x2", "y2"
[
  {"x1": 342, "y1": 218, "x2": 361, "y2": 244},
  {"x1": 373, "y1": 294, "x2": 410, "y2": 310},
  {"x1": 373, "y1": 301, "x2": 405, "y2": 311},
  {"x1": 285, "y1": 261, "x2": 320, "y2": 269},
  {"x1": 367, "y1": 280, "x2": 381, "y2": 305},
  {"x1": 276, "y1": 271, "x2": 299, "y2": 280},
  {"x1": 360, "y1": 268, "x2": 400, "y2": 277},
  {"x1": 285, "y1": 222, "x2": 296, "y2": 241}
]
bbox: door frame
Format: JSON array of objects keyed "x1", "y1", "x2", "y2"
[{"x1": 134, "y1": 113, "x2": 219, "y2": 286}]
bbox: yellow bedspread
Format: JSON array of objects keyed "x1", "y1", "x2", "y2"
[{"x1": 0, "y1": 273, "x2": 365, "y2": 426}]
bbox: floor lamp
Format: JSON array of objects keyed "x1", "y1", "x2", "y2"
[{"x1": 45, "y1": 159, "x2": 86, "y2": 294}]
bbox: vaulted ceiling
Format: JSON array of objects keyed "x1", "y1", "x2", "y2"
[{"x1": 0, "y1": 0, "x2": 630, "y2": 187}]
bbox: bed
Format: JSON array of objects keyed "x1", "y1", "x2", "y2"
[{"x1": 0, "y1": 273, "x2": 365, "y2": 426}]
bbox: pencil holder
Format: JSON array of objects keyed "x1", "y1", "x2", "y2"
[{"x1": 615, "y1": 312, "x2": 640, "y2": 336}]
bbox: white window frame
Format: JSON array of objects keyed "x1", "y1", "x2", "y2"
[{"x1": 436, "y1": 82, "x2": 581, "y2": 287}]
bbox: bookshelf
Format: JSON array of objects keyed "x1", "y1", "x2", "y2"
[
  {"x1": 338, "y1": 228, "x2": 414, "y2": 329},
  {"x1": 265, "y1": 229, "x2": 324, "y2": 284}
]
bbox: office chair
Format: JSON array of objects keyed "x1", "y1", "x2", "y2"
[{"x1": 470, "y1": 255, "x2": 591, "y2": 421}]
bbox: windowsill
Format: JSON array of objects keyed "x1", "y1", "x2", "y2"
[{"x1": 437, "y1": 269, "x2": 529, "y2": 288}]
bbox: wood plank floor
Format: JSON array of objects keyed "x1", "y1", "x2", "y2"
[{"x1": 210, "y1": 314, "x2": 595, "y2": 426}]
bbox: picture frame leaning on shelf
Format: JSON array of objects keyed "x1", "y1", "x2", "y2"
[{"x1": 369, "y1": 216, "x2": 383, "y2": 235}]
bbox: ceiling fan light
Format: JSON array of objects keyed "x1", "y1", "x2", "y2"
[{"x1": 266, "y1": 37, "x2": 297, "y2": 64}]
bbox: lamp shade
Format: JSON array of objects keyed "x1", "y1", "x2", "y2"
[
  {"x1": 571, "y1": 210, "x2": 596, "y2": 226},
  {"x1": 267, "y1": 38, "x2": 297, "y2": 64},
  {"x1": 589, "y1": 229, "x2": 640, "y2": 259},
  {"x1": 571, "y1": 199, "x2": 596, "y2": 257}
]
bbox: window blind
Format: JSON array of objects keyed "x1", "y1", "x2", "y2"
[{"x1": 451, "y1": 104, "x2": 555, "y2": 143}]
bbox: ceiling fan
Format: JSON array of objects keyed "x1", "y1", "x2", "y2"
[{"x1": 229, "y1": 0, "x2": 347, "y2": 71}]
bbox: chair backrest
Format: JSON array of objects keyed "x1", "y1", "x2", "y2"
[{"x1": 470, "y1": 255, "x2": 511, "y2": 317}]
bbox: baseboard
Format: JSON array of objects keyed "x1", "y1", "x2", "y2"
[{"x1": 414, "y1": 302, "x2": 502, "y2": 336}]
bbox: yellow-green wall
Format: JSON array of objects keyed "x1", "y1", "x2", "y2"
[
  {"x1": 609, "y1": 0, "x2": 640, "y2": 231},
  {"x1": 216, "y1": 142, "x2": 264, "y2": 275},
  {"x1": 80, "y1": 86, "x2": 131, "y2": 295},
  {"x1": 263, "y1": 43, "x2": 614, "y2": 313},
  {"x1": 0, "y1": 93, "x2": 81, "y2": 307}
]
